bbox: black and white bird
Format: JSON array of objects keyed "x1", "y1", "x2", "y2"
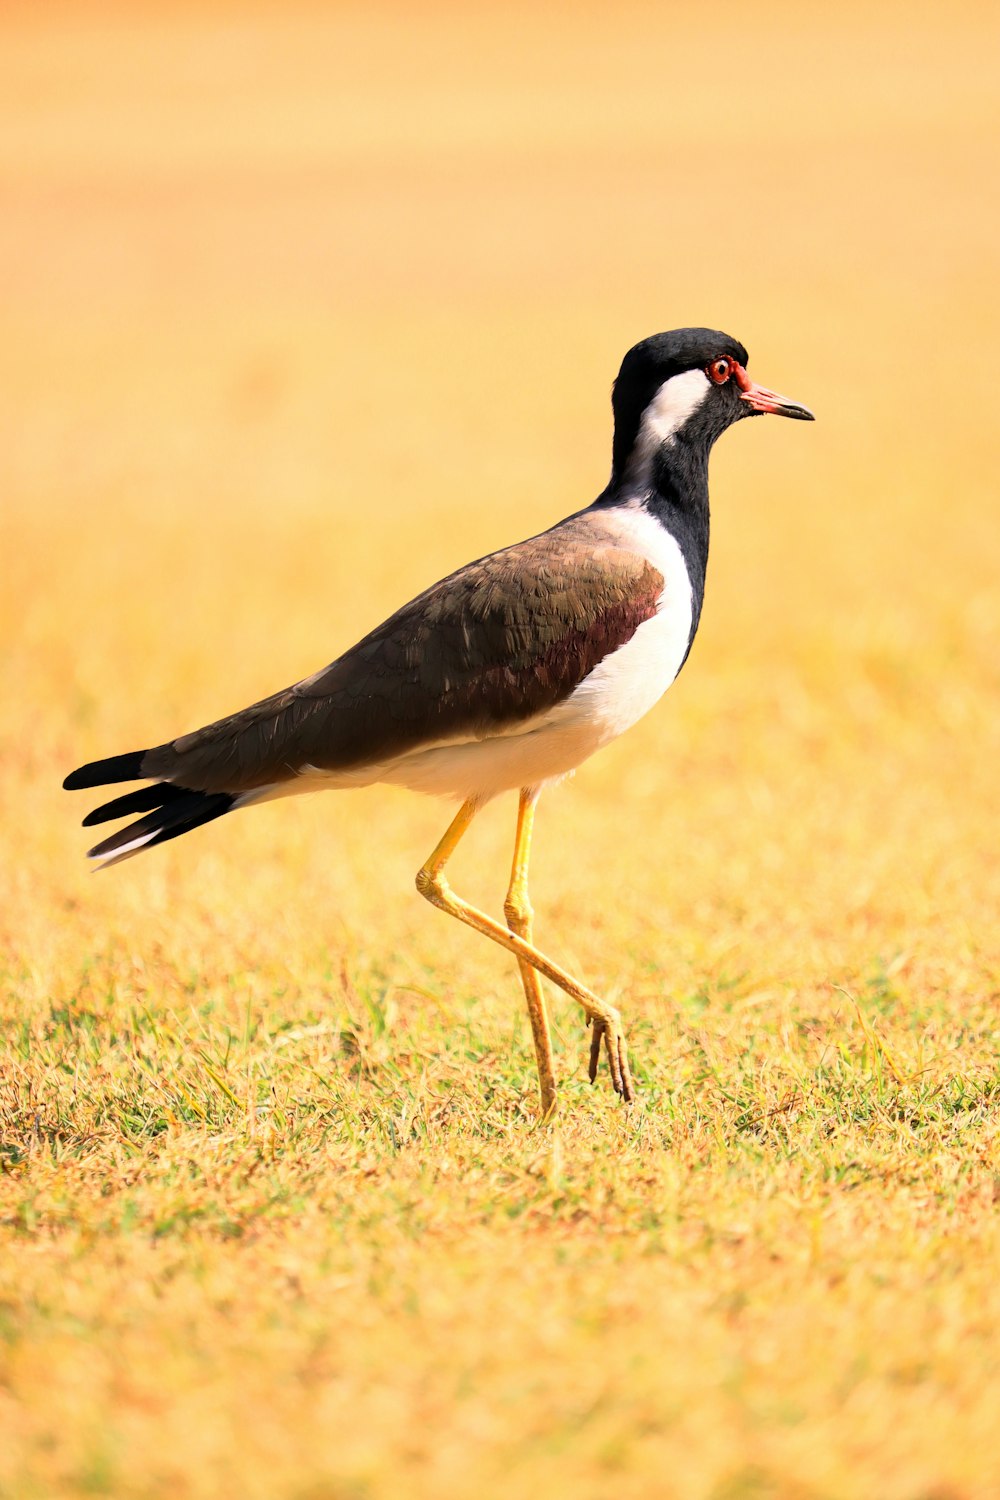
[{"x1": 64, "y1": 328, "x2": 813, "y2": 1114}]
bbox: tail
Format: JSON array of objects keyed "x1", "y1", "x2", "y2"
[{"x1": 63, "y1": 751, "x2": 235, "y2": 868}]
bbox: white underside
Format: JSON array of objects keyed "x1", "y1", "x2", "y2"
[{"x1": 236, "y1": 501, "x2": 693, "y2": 809}]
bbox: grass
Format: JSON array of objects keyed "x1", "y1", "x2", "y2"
[
  {"x1": 2, "y1": 2, "x2": 1000, "y2": 1496},
  {"x1": 3, "y1": 972, "x2": 999, "y2": 1497}
]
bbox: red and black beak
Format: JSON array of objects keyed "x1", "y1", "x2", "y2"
[{"x1": 734, "y1": 364, "x2": 814, "y2": 421}]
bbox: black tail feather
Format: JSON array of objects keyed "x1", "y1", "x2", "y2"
[
  {"x1": 82, "y1": 781, "x2": 188, "y2": 828},
  {"x1": 65, "y1": 745, "x2": 237, "y2": 865},
  {"x1": 63, "y1": 751, "x2": 147, "y2": 791},
  {"x1": 87, "y1": 790, "x2": 236, "y2": 866}
]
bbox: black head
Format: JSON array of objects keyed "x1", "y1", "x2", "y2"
[{"x1": 611, "y1": 327, "x2": 813, "y2": 482}]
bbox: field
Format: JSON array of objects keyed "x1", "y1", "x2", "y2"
[{"x1": 2, "y1": 3, "x2": 1000, "y2": 1496}]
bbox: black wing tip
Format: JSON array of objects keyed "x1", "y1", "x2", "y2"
[
  {"x1": 86, "y1": 790, "x2": 236, "y2": 867},
  {"x1": 63, "y1": 750, "x2": 147, "y2": 792},
  {"x1": 81, "y1": 781, "x2": 188, "y2": 828}
]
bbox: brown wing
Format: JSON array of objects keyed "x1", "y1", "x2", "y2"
[{"x1": 141, "y1": 517, "x2": 664, "y2": 793}]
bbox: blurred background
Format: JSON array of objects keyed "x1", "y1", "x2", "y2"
[
  {"x1": 3, "y1": 6, "x2": 1000, "y2": 1496},
  {"x1": 2, "y1": 0, "x2": 999, "y2": 1049}
]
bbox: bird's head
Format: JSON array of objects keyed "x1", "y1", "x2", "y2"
[{"x1": 611, "y1": 327, "x2": 814, "y2": 488}]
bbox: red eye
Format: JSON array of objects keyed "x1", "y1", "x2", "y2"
[{"x1": 708, "y1": 357, "x2": 732, "y2": 384}]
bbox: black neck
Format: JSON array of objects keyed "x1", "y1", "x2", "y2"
[{"x1": 602, "y1": 434, "x2": 712, "y2": 655}]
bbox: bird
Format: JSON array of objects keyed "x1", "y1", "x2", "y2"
[{"x1": 63, "y1": 328, "x2": 813, "y2": 1115}]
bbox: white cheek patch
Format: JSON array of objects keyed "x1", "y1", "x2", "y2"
[{"x1": 625, "y1": 368, "x2": 711, "y2": 492}]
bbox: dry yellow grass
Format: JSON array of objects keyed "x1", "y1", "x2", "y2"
[{"x1": 2, "y1": 3, "x2": 1000, "y2": 1496}]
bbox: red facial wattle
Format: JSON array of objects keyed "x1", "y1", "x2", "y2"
[{"x1": 705, "y1": 356, "x2": 815, "y2": 422}]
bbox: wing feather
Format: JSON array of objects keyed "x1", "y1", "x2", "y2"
[{"x1": 141, "y1": 517, "x2": 664, "y2": 794}]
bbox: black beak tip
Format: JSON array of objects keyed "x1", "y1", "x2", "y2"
[{"x1": 740, "y1": 391, "x2": 816, "y2": 422}]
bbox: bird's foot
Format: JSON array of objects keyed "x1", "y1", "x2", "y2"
[{"x1": 587, "y1": 1008, "x2": 635, "y2": 1102}]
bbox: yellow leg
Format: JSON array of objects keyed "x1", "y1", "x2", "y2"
[
  {"x1": 503, "y1": 789, "x2": 557, "y2": 1118},
  {"x1": 416, "y1": 798, "x2": 634, "y2": 1103}
]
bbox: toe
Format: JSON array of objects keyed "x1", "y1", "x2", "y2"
[
  {"x1": 605, "y1": 1030, "x2": 624, "y2": 1096},
  {"x1": 588, "y1": 1018, "x2": 603, "y2": 1083}
]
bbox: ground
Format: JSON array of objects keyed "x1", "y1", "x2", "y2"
[{"x1": 2, "y1": 3, "x2": 1000, "y2": 1496}]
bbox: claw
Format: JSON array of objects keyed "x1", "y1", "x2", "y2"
[{"x1": 588, "y1": 1014, "x2": 636, "y2": 1102}]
